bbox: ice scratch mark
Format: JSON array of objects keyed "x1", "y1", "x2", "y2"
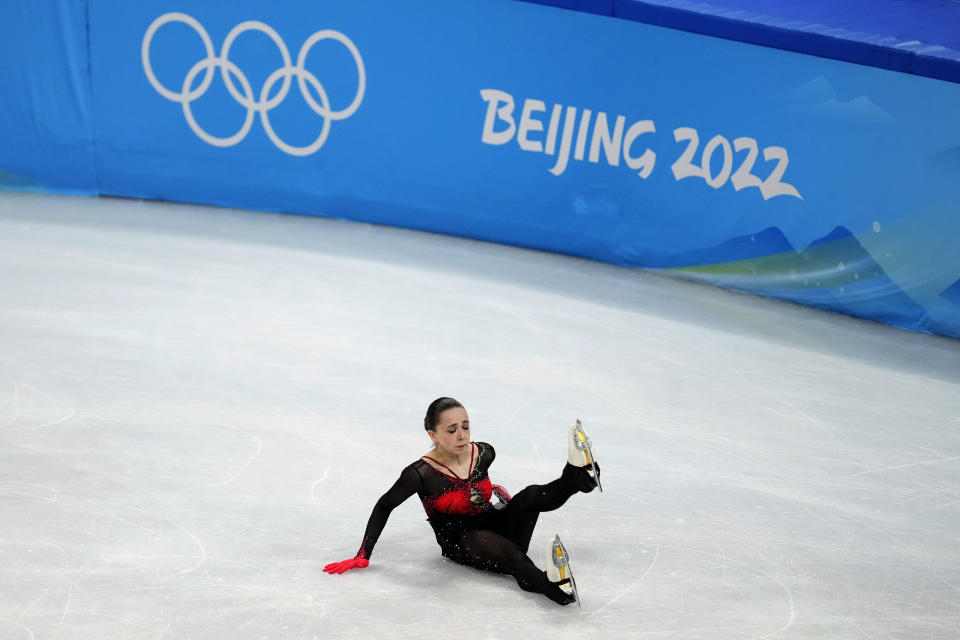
[
  {"x1": 730, "y1": 365, "x2": 834, "y2": 437},
  {"x1": 81, "y1": 496, "x2": 210, "y2": 578},
  {"x1": 758, "y1": 567, "x2": 796, "y2": 639},
  {"x1": 299, "y1": 432, "x2": 335, "y2": 501},
  {"x1": 926, "y1": 498, "x2": 960, "y2": 512},
  {"x1": 132, "y1": 582, "x2": 317, "y2": 604},
  {"x1": 33, "y1": 408, "x2": 76, "y2": 431},
  {"x1": 585, "y1": 540, "x2": 795, "y2": 636},
  {"x1": 310, "y1": 467, "x2": 330, "y2": 500},
  {"x1": 688, "y1": 544, "x2": 796, "y2": 639},
  {"x1": 479, "y1": 298, "x2": 543, "y2": 338},
  {"x1": 833, "y1": 457, "x2": 960, "y2": 480},
  {"x1": 7, "y1": 482, "x2": 61, "y2": 501},
  {"x1": 531, "y1": 439, "x2": 545, "y2": 473},
  {"x1": 108, "y1": 501, "x2": 210, "y2": 578},
  {"x1": 2, "y1": 376, "x2": 20, "y2": 429},
  {"x1": 589, "y1": 536, "x2": 661, "y2": 617},
  {"x1": 0, "y1": 617, "x2": 36, "y2": 640},
  {"x1": 199, "y1": 428, "x2": 263, "y2": 488},
  {"x1": 870, "y1": 432, "x2": 950, "y2": 459},
  {"x1": 1, "y1": 488, "x2": 208, "y2": 577},
  {"x1": 52, "y1": 583, "x2": 72, "y2": 637}
]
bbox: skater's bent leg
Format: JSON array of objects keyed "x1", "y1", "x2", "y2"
[
  {"x1": 510, "y1": 477, "x2": 575, "y2": 513},
  {"x1": 497, "y1": 482, "x2": 567, "y2": 554},
  {"x1": 500, "y1": 465, "x2": 597, "y2": 552},
  {"x1": 460, "y1": 530, "x2": 574, "y2": 606},
  {"x1": 510, "y1": 462, "x2": 598, "y2": 515}
]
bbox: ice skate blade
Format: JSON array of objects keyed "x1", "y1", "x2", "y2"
[
  {"x1": 549, "y1": 534, "x2": 580, "y2": 608},
  {"x1": 573, "y1": 419, "x2": 602, "y2": 493}
]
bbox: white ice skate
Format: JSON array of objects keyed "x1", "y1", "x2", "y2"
[
  {"x1": 568, "y1": 419, "x2": 602, "y2": 492},
  {"x1": 545, "y1": 534, "x2": 580, "y2": 607}
]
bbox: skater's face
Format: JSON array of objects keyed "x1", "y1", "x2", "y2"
[{"x1": 429, "y1": 407, "x2": 471, "y2": 457}]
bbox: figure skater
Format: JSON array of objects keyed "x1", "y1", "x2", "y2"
[{"x1": 323, "y1": 397, "x2": 600, "y2": 605}]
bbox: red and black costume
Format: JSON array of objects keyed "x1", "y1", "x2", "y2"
[{"x1": 355, "y1": 441, "x2": 593, "y2": 604}]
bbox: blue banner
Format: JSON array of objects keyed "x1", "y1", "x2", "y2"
[
  {"x1": 0, "y1": 0, "x2": 97, "y2": 193},
  {"x1": 4, "y1": 0, "x2": 960, "y2": 338}
]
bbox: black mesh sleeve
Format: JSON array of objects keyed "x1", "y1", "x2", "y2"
[
  {"x1": 478, "y1": 442, "x2": 495, "y2": 468},
  {"x1": 356, "y1": 463, "x2": 422, "y2": 560}
]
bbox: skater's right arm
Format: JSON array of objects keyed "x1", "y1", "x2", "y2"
[{"x1": 323, "y1": 463, "x2": 422, "y2": 574}]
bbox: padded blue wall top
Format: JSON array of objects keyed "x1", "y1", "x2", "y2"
[{"x1": 520, "y1": 0, "x2": 960, "y2": 84}]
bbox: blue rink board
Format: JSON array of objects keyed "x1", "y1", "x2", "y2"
[
  {"x1": 1, "y1": 0, "x2": 959, "y2": 340},
  {"x1": 523, "y1": 0, "x2": 960, "y2": 84}
]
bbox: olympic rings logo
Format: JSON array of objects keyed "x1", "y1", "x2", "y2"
[{"x1": 141, "y1": 12, "x2": 365, "y2": 156}]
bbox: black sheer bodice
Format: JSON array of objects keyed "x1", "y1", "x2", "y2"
[{"x1": 356, "y1": 442, "x2": 496, "y2": 559}]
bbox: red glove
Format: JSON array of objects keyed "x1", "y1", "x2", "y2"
[{"x1": 323, "y1": 556, "x2": 369, "y2": 574}]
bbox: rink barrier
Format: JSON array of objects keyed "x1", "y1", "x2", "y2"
[
  {"x1": 518, "y1": 0, "x2": 960, "y2": 85},
  {"x1": 1, "y1": 0, "x2": 960, "y2": 339}
]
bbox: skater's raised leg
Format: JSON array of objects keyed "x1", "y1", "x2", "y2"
[
  {"x1": 495, "y1": 421, "x2": 601, "y2": 551},
  {"x1": 499, "y1": 469, "x2": 588, "y2": 553},
  {"x1": 567, "y1": 419, "x2": 601, "y2": 492}
]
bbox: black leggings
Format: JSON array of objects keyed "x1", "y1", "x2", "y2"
[{"x1": 453, "y1": 466, "x2": 588, "y2": 602}]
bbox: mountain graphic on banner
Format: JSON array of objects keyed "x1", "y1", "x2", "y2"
[
  {"x1": 940, "y1": 278, "x2": 960, "y2": 307},
  {"x1": 663, "y1": 226, "x2": 796, "y2": 267},
  {"x1": 671, "y1": 225, "x2": 930, "y2": 330},
  {"x1": 928, "y1": 145, "x2": 960, "y2": 170},
  {"x1": 0, "y1": 168, "x2": 45, "y2": 191},
  {"x1": 792, "y1": 226, "x2": 929, "y2": 328}
]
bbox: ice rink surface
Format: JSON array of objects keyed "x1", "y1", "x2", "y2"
[{"x1": 1, "y1": 190, "x2": 959, "y2": 639}]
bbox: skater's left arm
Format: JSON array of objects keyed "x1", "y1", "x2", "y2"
[
  {"x1": 356, "y1": 465, "x2": 420, "y2": 559},
  {"x1": 323, "y1": 464, "x2": 421, "y2": 574}
]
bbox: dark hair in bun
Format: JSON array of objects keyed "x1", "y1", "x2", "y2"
[{"x1": 424, "y1": 397, "x2": 464, "y2": 431}]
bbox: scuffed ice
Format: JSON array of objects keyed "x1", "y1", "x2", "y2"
[{"x1": 1, "y1": 191, "x2": 959, "y2": 639}]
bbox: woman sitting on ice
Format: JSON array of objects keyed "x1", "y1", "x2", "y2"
[{"x1": 323, "y1": 397, "x2": 600, "y2": 605}]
